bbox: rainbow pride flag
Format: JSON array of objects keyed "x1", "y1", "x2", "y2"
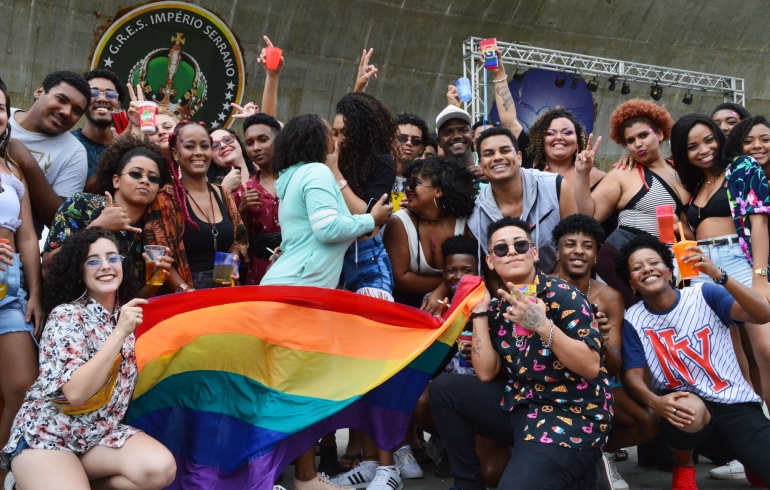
[{"x1": 126, "y1": 276, "x2": 485, "y2": 489}]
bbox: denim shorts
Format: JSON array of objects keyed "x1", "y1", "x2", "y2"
[
  {"x1": 342, "y1": 235, "x2": 394, "y2": 299},
  {"x1": 1, "y1": 437, "x2": 30, "y2": 470},
  {"x1": 689, "y1": 235, "x2": 753, "y2": 287},
  {"x1": 0, "y1": 253, "x2": 34, "y2": 341},
  {"x1": 191, "y1": 270, "x2": 225, "y2": 290}
]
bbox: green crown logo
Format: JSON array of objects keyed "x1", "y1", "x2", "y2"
[{"x1": 129, "y1": 33, "x2": 207, "y2": 120}]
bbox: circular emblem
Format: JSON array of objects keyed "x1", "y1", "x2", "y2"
[{"x1": 92, "y1": 1, "x2": 244, "y2": 128}]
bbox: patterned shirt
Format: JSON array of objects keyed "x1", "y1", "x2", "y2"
[
  {"x1": 487, "y1": 271, "x2": 614, "y2": 450},
  {"x1": 43, "y1": 193, "x2": 144, "y2": 282},
  {"x1": 233, "y1": 171, "x2": 280, "y2": 285},
  {"x1": 1, "y1": 296, "x2": 139, "y2": 466},
  {"x1": 689, "y1": 155, "x2": 770, "y2": 266}
]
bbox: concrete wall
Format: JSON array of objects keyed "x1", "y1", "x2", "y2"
[{"x1": 2, "y1": 0, "x2": 769, "y2": 165}]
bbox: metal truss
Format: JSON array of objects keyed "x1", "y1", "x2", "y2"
[{"x1": 462, "y1": 37, "x2": 745, "y2": 121}]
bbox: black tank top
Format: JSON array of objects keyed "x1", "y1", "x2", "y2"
[{"x1": 184, "y1": 186, "x2": 235, "y2": 272}]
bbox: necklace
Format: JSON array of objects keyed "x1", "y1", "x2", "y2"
[
  {"x1": 187, "y1": 184, "x2": 219, "y2": 251},
  {"x1": 557, "y1": 273, "x2": 591, "y2": 296}
]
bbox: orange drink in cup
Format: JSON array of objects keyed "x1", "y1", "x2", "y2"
[{"x1": 673, "y1": 241, "x2": 699, "y2": 280}]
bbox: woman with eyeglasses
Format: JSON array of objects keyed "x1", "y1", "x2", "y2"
[
  {"x1": 42, "y1": 137, "x2": 174, "y2": 299},
  {"x1": 143, "y1": 121, "x2": 248, "y2": 291},
  {"x1": 1, "y1": 228, "x2": 176, "y2": 490},
  {"x1": 383, "y1": 156, "x2": 476, "y2": 310},
  {"x1": 207, "y1": 128, "x2": 255, "y2": 192}
]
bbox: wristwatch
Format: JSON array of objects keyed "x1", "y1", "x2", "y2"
[
  {"x1": 754, "y1": 268, "x2": 769, "y2": 276},
  {"x1": 336, "y1": 179, "x2": 348, "y2": 190}
]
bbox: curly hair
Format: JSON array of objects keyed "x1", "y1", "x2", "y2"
[
  {"x1": 271, "y1": 114, "x2": 330, "y2": 174},
  {"x1": 609, "y1": 99, "x2": 673, "y2": 145},
  {"x1": 40, "y1": 70, "x2": 91, "y2": 106},
  {"x1": 335, "y1": 93, "x2": 399, "y2": 198},
  {"x1": 395, "y1": 112, "x2": 430, "y2": 141},
  {"x1": 168, "y1": 120, "x2": 210, "y2": 234},
  {"x1": 551, "y1": 214, "x2": 605, "y2": 245},
  {"x1": 441, "y1": 234, "x2": 479, "y2": 261},
  {"x1": 525, "y1": 107, "x2": 587, "y2": 167},
  {"x1": 486, "y1": 216, "x2": 532, "y2": 248},
  {"x1": 613, "y1": 233, "x2": 675, "y2": 291},
  {"x1": 403, "y1": 156, "x2": 477, "y2": 219},
  {"x1": 711, "y1": 102, "x2": 751, "y2": 120},
  {"x1": 42, "y1": 227, "x2": 139, "y2": 314},
  {"x1": 727, "y1": 116, "x2": 770, "y2": 156},
  {"x1": 93, "y1": 136, "x2": 169, "y2": 195},
  {"x1": 207, "y1": 128, "x2": 256, "y2": 184},
  {"x1": 82, "y1": 69, "x2": 125, "y2": 103},
  {"x1": 671, "y1": 114, "x2": 731, "y2": 193}
]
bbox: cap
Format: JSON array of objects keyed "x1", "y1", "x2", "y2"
[{"x1": 435, "y1": 105, "x2": 472, "y2": 133}]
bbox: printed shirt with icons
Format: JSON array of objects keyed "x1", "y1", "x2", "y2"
[{"x1": 486, "y1": 271, "x2": 614, "y2": 450}]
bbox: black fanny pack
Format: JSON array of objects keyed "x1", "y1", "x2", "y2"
[{"x1": 249, "y1": 233, "x2": 282, "y2": 260}]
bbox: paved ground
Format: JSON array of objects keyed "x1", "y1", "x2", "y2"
[{"x1": 278, "y1": 431, "x2": 758, "y2": 489}]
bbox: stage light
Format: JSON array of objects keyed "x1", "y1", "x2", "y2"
[
  {"x1": 587, "y1": 78, "x2": 599, "y2": 92},
  {"x1": 555, "y1": 73, "x2": 566, "y2": 88},
  {"x1": 513, "y1": 69, "x2": 526, "y2": 82},
  {"x1": 621, "y1": 81, "x2": 631, "y2": 95},
  {"x1": 650, "y1": 81, "x2": 663, "y2": 101},
  {"x1": 683, "y1": 90, "x2": 693, "y2": 105},
  {"x1": 571, "y1": 74, "x2": 580, "y2": 90},
  {"x1": 608, "y1": 76, "x2": 617, "y2": 91}
]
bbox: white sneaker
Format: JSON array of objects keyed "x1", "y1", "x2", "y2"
[
  {"x1": 294, "y1": 473, "x2": 354, "y2": 490},
  {"x1": 3, "y1": 473, "x2": 14, "y2": 490},
  {"x1": 394, "y1": 445, "x2": 424, "y2": 479},
  {"x1": 709, "y1": 460, "x2": 746, "y2": 480},
  {"x1": 366, "y1": 466, "x2": 403, "y2": 490},
  {"x1": 602, "y1": 454, "x2": 629, "y2": 490},
  {"x1": 330, "y1": 462, "x2": 376, "y2": 489}
]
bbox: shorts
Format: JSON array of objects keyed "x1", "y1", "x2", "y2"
[
  {"x1": 342, "y1": 235, "x2": 394, "y2": 300},
  {"x1": 191, "y1": 270, "x2": 225, "y2": 290},
  {"x1": 2, "y1": 437, "x2": 30, "y2": 470},
  {"x1": 689, "y1": 235, "x2": 753, "y2": 286},
  {"x1": 0, "y1": 253, "x2": 34, "y2": 341}
]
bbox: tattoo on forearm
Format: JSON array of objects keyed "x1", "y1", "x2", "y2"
[
  {"x1": 495, "y1": 85, "x2": 514, "y2": 111},
  {"x1": 521, "y1": 306, "x2": 546, "y2": 332},
  {"x1": 473, "y1": 330, "x2": 482, "y2": 357}
]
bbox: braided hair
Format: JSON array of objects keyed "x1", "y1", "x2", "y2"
[{"x1": 167, "y1": 120, "x2": 209, "y2": 235}]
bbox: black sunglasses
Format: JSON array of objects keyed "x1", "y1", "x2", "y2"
[
  {"x1": 489, "y1": 240, "x2": 532, "y2": 257},
  {"x1": 406, "y1": 179, "x2": 433, "y2": 190},
  {"x1": 398, "y1": 134, "x2": 423, "y2": 146},
  {"x1": 121, "y1": 171, "x2": 162, "y2": 185},
  {"x1": 91, "y1": 89, "x2": 120, "y2": 101}
]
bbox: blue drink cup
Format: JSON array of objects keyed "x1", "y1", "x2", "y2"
[
  {"x1": 213, "y1": 252, "x2": 239, "y2": 285},
  {"x1": 456, "y1": 77, "x2": 472, "y2": 103}
]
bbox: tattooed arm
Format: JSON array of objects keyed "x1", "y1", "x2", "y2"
[
  {"x1": 490, "y1": 49, "x2": 523, "y2": 138},
  {"x1": 470, "y1": 289, "x2": 501, "y2": 382}
]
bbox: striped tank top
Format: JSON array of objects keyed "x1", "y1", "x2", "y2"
[{"x1": 617, "y1": 165, "x2": 683, "y2": 238}]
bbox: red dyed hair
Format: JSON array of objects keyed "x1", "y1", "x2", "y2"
[{"x1": 609, "y1": 99, "x2": 673, "y2": 145}]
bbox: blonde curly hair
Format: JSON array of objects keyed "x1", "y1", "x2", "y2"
[{"x1": 609, "y1": 99, "x2": 673, "y2": 145}]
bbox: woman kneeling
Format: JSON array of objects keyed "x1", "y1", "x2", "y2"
[{"x1": 0, "y1": 228, "x2": 176, "y2": 490}]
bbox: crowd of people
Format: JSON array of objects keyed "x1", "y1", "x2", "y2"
[{"x1": 0, "y1": 36, "x2": 769, "y2": 490}]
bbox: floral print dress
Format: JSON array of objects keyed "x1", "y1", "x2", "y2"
[{"x1": 0, "y1": 296, "x2": 139, "y2": 468}]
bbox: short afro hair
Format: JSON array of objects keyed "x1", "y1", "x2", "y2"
[
  {"x1": 609, "y1": 99, "x2": 673, "y2": 145},
  {"x1": 526, "y1": 107, "x2": 587, "y2": 167},
  {"x1": 711, "y1": 102, "x2": 751, "y2": 120},
  {"x1": 395, "y1": 111, "x2": 430, "y2": 141},
  {"x1": 243, "y1": 113, "x2": 281, "y2": 135},
  {"x1": 551, "y1": 214, "x2": 605, "y2": 245},
  {"x1": 83, "y1": 69, "x2": 125, "y2": 102},
  {"x1": 40, "y1": 70, "x2": 91, "y2": 106},
  {"x1": 486, "y1": 216, "x2": 532, "y2": 248},
  {"x1": 728, "y1": 116, "x2": 770, "y2": 156},
  {"x1": 613, "y1": 234, "x2": 675, "y2": 290},
  {"x1": 476, "y1": 125, "x2": 519, "y2": 153},
  {"x1": 441, "y1": 235, "x2": 479, "y2": 261}
]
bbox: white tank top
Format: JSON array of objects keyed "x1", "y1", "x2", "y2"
[
  {"x1": 0, "y1": 172, "x2": 24, "y2": 232},
  {"x1": 394, "y1": 209, "x2": 467, "y2": 274}
]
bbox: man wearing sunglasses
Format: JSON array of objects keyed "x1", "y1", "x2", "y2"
[
  {"x1": 74, "y1": 69, "x2": 125, "y2": 181},
  {"x1": 9, "y1": 70, "x2": 90, "y2": 236}
]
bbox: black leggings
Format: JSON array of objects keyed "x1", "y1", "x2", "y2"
[
  {"x1": 661, "y1": 398, "x2": 770, "y2": 483},
  {"x1": 429, "y1": 374, "x2": 601, "y2": 490}
]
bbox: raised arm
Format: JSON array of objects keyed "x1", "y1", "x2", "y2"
[
  {"x1": 257, "y1": 35, "x2": 283, "y2": 117},
  {"x1": 489, "y1": 49, "x2": 522, "y2": 138},
  {"x1": 575, "y1": 136, "x2": 623, "y2": 222},
  {"x1": 353, "y1": 48, "x2": 378, "y2": 93}
]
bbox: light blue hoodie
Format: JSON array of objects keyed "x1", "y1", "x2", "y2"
[{"x1": 261, "y1": 162, "x2": 374, "y2": 288}]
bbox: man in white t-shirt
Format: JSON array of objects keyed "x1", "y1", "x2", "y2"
[{"x1": 9, "y1": 70, "x2": 90, "y2": 234}]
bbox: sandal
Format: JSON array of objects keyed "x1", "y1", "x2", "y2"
[
  {"x1": 337, "y1": 453, "x2": 362, "y2": 473},
  {"x1": 614, "y1": 449, "x2": 629, "y2": 462}
]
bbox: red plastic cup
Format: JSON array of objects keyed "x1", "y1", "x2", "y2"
[
  {"x1": 656, "y1": 204, "x2": 675, "y2": 244},
  {"x1": 138, "y1": 101, "x2": 158, "y2": 133},
  {"x1": 264, "y1": 47, "x2": 283, "y2": 71},
  {"x1": 112, "y1": 110, "x2": 129, "y2": 134}
]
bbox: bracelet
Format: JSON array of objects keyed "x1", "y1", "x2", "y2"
[
  {"x1": 714, "y1": 268, "x2": 728, "y2": 286},
  {"x1": 542, "y1": 320, "x2": 555, "y2": 348},
  {"x1": 492, "y1": 76, "x2": 507, "y2": 83},
  {"x1": 470, "y1": 310, "x2": 488, "y2": 319}
]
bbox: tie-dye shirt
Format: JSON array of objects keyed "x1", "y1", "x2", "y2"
[{"x1": 485, "y1": 271, "x2": 614, "y2": 450}]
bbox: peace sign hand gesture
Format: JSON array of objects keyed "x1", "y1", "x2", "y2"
[
  {"x1": 126, "y1": 83, "x2": 146, "y2": 128},
  {"x1": 354, "y1": 48, "x2": 378, "y2": 92},
  {"x1": 576, "y1": 133, "x2": 602, "y2": 176},
  {"x1": 499, "y1": 283, "x2": 549, "y2": 336},
  {"x1": 230, "y1": 102, "x2": 259, "y2": 120}
]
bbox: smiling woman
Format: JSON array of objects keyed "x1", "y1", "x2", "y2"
[{"x1": 206, "y1": 128, "x2": 254, "y2": 191}]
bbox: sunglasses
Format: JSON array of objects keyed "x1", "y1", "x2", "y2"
[
  {"x1": 398, "y1": 134, "x2": 423, "y2": 146},
  {"x1": 406, "y1": 179, "x2": 433, "y2": 190},
  {"x1": 489, "y1": 240, "x2": 532, "y2": 257},
  {"x1": 121, "y1": 171, "x2": 162, "y2": 185},
  {"x1": 85, "y1": 255, "x2": 125, "y2": 269},
  {"x1": 211, "y1": 134, "x2": 236, "y2": 151},
  {"x1": 90, "y1": 89, "x2": 120, "y2": 101}
]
